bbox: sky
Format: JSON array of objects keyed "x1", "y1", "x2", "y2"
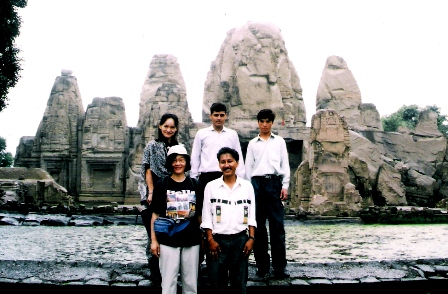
[{"x1": 1, "y1": 0, "x2": 448, "y2": 156}]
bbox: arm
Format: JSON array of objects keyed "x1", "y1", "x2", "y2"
[
  {"x1": 150, "y1": 212, "x2": 160, "y2": 257},
  {"x1": 243, "y1": 226, "x2": 255, "y2": 257},
  {"x1": 145, "y1": 169, "x2": 155, "y2": 204},
  {"x1": 205, "y1": 228, "x2": 221, "y2": 260},
  {"x1": 244, "y1": 141, "x2": 254, "y2": 180},
  {"x1": 190, "y1": 130, "x2": 202, "y2": 179},
  {"x1": 244, "y1": 182, "x2": 257, "y2": 257},
  {"x1": 280, "y1": 138, "x2": 290, "y2": 201},
  {"x1": 233, "y1": 131, "x2": 246, "y2": 179}
]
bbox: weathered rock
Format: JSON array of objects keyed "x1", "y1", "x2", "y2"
[
  {"x1": 414, "y1": 109, "x2": 443, "y2": 137},
  {"x1": 0, "y1": 167, "x2": 69, "y2": 207},
  {"x1": 359, "y1": 103, "x2": 383, "y2": 131},
  {"x1": 316, "y1": 56, "x2": 362, "y2": 129},
  {"x1": 18, "y1": 72, "x2": 84, "y2": 197},
  {"x1": 377, "y1": 163, "x2": 407, "y2": 206},
  {"x1": 8, "y1": 23, "x2": 448, "y2": 215},
  {"x1": 300, "y1": 110, "x2": 359, "y2": 216},
  {"x1": 202, "y1": 21, "x2": 306, "y2": 139},
  {"x1": 79, "y1": 97, "x2": 128, "y2": 203},
  {"x1": 126, "y1": 54, "x2": 197, "y2": 204}
]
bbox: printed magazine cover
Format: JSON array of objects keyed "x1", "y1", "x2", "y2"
[{"x1": 166, "y1": 190, "x2": 196, "y2": 219}]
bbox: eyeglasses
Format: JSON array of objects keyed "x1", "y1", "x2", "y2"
[{"x1": 173, "y1": 158, "x2": 186, "y2": 164}]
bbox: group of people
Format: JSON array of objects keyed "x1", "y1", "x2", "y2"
[{"x1": 139, "y1": 103, "x2": 290, "y2": 294}]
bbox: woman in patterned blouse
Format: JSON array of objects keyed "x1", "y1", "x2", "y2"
[{"x1": 140, "y1": 113, "x2": 179, "y2": 285}]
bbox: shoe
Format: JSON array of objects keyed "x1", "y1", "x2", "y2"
[
  {"x1": 273, "y1": 269, "x2": 290, "y2": 279},
  {"x1": 256, "y1": 265, "x2": 269, "y2": 278}
]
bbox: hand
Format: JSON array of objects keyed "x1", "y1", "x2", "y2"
[
  {"x1": 208, "y1": 238, "x2": 221, "y2": 260},
  {"x1": 146, "y1": 192, "x2": 153, "y2": 205},
  {"x1": 243, "y1": 238, "x2": 254, "y2": 257},
  {"x1": 280, "y1": 188, "x2": 288, "y2": 201},
  {"x1": 150, "y1": 240, "x2": 160, "y2": 258}
]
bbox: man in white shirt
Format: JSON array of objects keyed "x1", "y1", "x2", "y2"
[
  {"x1": 190, "y1": 102, "x2": 245, "y2": 188},
  {"x1": 201, "y1": 147, "x2": 256, "y2": 294},
  {"x1": 245, "y1": 109, "x2": 290, "y2": 279}
]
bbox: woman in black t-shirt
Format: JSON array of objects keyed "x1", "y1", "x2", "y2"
[{"x1": 150, "y1": 144, "x2": 204, "y2": 294}]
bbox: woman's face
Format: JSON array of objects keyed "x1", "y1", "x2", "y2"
[
  {"x1": 159, "y1": 118, "x2": 177, "y2": 140},
  {"x1": 171, "y1": 155, "x2": 186, "y2": 175}
]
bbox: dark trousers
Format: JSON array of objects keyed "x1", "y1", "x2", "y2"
[
  {"x1": 251, "y1": 177, "x2": 287, "y2": 272},
  {"x1": 198, "y1": 171, "x2": 223, "y2": 276},
  {"x1": 198, "y1": 171, "x2": 222, "y2": 188},
  {"x1": 141, "y1": 205, "x2": 162, "y2": 281},
  {"x1": 207, "y1": 232, "x2": 249, "y2": 294},
  {"x1": 141, "y1": 171, "x2": 162, "y2": 282}
]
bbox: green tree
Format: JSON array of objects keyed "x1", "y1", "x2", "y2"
[
  {"x1": 0, "y1": 0, "x2": 28, "y2": 112},
  {"x1": 381, "y1": 104, "x2": 448, "y2": 136},
  {"x1": 0, "y1": 136, "x2": 14, "y2": 167}
]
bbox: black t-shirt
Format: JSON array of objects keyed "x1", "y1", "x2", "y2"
[{"x1": 152, "y1": 176, "x2": 204, "y2": 247}]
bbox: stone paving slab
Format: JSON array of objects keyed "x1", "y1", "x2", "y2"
[{"x1": 1, "y1": 259, "x2": 448, "y2": 292}]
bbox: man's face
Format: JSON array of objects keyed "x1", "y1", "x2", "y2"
[
  {"x1": 218, "y1": 153, "x2": 238, "y2": 176},
  {"x1": 210, "y1": 111, "x2": 227, "y2": 129},
  {"x1": 258, "y1": 118, "x2": 273, "y2": 135}
]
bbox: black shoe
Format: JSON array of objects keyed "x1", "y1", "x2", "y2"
[
  {"x1": 273, "y1": 269, "x2": 290, "y2": 279},
  {"x1": 256, "y1": 266, "x2": 269, "y2": 278}
]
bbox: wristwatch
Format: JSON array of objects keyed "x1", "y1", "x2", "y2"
[{"x1": 248, "y1": 236, "x2": 255, "y2": 241}]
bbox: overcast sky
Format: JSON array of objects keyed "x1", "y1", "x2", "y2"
[{"x1": 1, "y1": 0, "x2": 447, "y2": 155}]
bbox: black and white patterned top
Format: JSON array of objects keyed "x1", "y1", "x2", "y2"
[{"x1": 140, "y1": 140, "x2": 171, "y2": 202}]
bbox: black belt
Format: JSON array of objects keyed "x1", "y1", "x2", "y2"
[
  {"x1": 253, "y1": 174, "x2": 282, "y2": 179},
  {"x1": 200, "y1": 171, "x2": 222, "y2": 175},
  {"x1": 214, "y1": 230, "x2": 247, "y2": 238}
]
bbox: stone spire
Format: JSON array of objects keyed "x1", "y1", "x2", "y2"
[
  {"x1": 202, "y1": 21, "x2": 307, "y2": 137},
  {"x1": 30, "y1": 70, "x2": 84, "y2": 193},
  {"x1": 126, "y1": 54, "x2": 197, "y2": 201},
  {"x1": 316, "y1": 56, "x2": 362, "y2": 129}
]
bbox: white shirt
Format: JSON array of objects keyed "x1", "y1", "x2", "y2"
[
  {"x1": 245, "y1": 132, "x2": 290, "y2": 189},
  {"x1": 190, "y1": 125, "x2": 245, "y2": 179},
  {"x1": 201, "y1": 176, "x2": 256, "y2": 235}
]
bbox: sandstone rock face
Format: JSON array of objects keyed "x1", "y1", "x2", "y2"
[
  {"x1": 316, "y1": 56, "x2": 362, "y2": 128},
  {"x1": 79, "y1": 97, "x2": 128, "y2": 202},
  {"x1": 301, "y1": 110, "x2": 359, "y2": 216},
  {"x1": 316, "y1": 56, "x2": 383, "y2": 131},
  {"x1": 202, "y1": 21, "x2": 306, "y2": 137},
  {"x1": 414, "y1": 109, "x2": 443, "y2": 137},
  {"x1": 0, "y1": 167, "x2": 69, "y2": 207},
  {"x1": 360, "y1": 103, "x2": 383, "y2": 131},
  {"x1": 15, "y1": 72, "x2": 85, "y2": 195},
  {"x1": 10, "y1": 27, "x2": 448, "y2": 214},
  {"x1": 377, "y1": 163, "x2": 407, "y2": 206},
  {"x1": 126, "y1": 54, "x2": 197, "y2": 203}
]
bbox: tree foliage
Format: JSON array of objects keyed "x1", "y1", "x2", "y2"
[
  {"x1": 0, "y1": 136, "x2": 14, "y2": 167},
  {"x1": 0, "y1": 0, "x2": 28, "y2": 112},
  {"x1": 381, "y1": 104, "x2": 448, "y2": 135}
]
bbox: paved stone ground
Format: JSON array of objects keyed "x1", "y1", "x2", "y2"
[{"x1": 1, "y1": 258, "x2": 448, "y2": 293}]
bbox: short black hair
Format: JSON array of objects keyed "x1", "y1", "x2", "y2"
[
  {"x1": 257, "y1": 109, "x2": 276, "y2": 122},
  {"x1": 165, "y1": 154, "x2": 191, "y2": 173},
  {"x1": 217, "y1": 147, "x2": 239, "y2": 162},
  {"x1": 210, "y1": 102, "x2": 227, "y2": 114}
]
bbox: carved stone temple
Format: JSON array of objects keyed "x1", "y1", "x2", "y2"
[{"x1": 6, "y1": 22, "x2": 448, "y2": 216}]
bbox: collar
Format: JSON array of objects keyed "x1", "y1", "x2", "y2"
[
  {"x1": 256, "y1": 132, "x2": 276, "y2": 141},
  {"x1": 217, "y1": 175, "x2": 242, "y2": 188},
  {"x1": 207, "y1": 125, "x2": 227, "y2": 132}
]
